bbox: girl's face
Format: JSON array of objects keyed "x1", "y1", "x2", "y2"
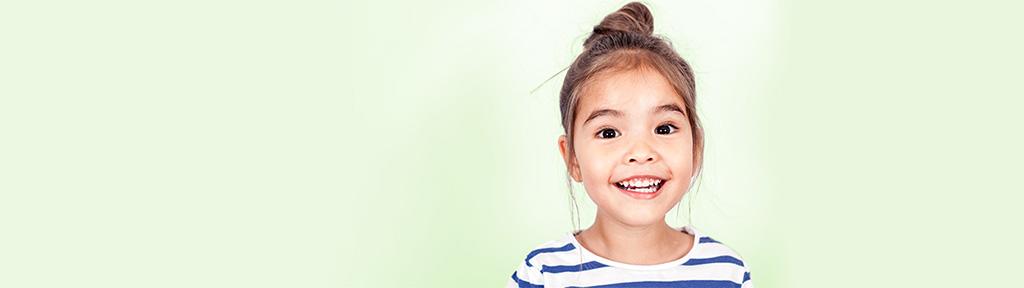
[{"x1": 559, "y1": 67, "x2": 695, "y2": 227}]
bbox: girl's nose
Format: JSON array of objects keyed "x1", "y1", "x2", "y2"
[
  {"x1": 625, "y1": 142, "x2": 658, "y2": 164},
  {"x1": 628, "y1": 154, "x2": 656, "y2": 164}
]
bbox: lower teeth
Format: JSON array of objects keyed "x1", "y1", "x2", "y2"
[{"x1": 624, "y1": 186, "x2": 656, "y2": 193}]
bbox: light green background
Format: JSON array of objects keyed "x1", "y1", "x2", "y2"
[{"x1": 2, "y1": 0, "x2": 1021, "y2": 287}]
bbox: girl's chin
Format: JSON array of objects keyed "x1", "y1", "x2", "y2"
[{"x1": 590, "y1": 190, "x2": 685, "y2": 226}]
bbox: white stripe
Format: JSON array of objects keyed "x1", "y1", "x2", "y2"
[
  {"x1": 527, "y1": 246, "x2": 585, "y2": 267},
  {"x1": 690, "y1": 242, "x2": 745, "y2": 259}
]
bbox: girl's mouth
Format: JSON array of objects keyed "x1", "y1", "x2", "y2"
[{"x1": 613, "y1": 176, "x2": 666, "y2": 200}]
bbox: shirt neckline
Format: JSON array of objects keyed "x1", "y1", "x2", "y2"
[{"x1": 566, "y1": 225, "x2": 701, "y2": 271}]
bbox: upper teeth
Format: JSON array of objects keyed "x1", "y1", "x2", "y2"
[{"x1": 618, "y1": 178, "x2": 662, "y2": 188}]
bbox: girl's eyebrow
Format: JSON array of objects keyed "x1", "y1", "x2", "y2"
[
  {"x1": 656, "y1": 103, "x2": 686, "y2": 116},
  {"x1": 583, "y1": 108, "x2": 623, "y2": 126}
]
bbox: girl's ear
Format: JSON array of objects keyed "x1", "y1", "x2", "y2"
[{"x1": 558, "y1": 135, "x2": 583, "y2": 182}]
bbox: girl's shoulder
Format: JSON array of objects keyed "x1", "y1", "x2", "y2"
[
  {"x1": 691, "y1": 233, "x2": 749, "y2": 263},
  {"x1": 507, "y1": 235, "x2": 580, "y2": 288},
  {"x1": 517, "y1": 234, "x2": 580, "y2": 269},
  {"x1": 685, "y1": 227, "x2": 754, "y2": 287}
]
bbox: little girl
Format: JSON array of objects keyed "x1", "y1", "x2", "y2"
[{"x1": 508, "y1": 3, "x2": 753, "y2": 288}]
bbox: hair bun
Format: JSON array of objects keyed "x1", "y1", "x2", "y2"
[{"x1": 583, "y1": 2, "x2": 654, "y2": 49}]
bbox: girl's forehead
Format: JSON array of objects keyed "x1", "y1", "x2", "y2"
[{"x1": 579, "y1": 68, "x2": 682, "y2": 110}]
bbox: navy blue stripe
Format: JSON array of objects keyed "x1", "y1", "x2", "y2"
[
  {"x1": 541, "y1": 261, "x2": 609, "y2": 274},
  {"x1": 567, "y1": 280, "x2": 740, "y2": 288},
  {"x1": 699, "y1": 236, "x2": 720, "y2": 244},
  {"x1": 511, "y1": 271, "x2": 544, "y2": 288},
  {"x1": 683, "y1": 255, "x2": 745, "y2": 267},
  {"x1": 743, "y1": 271, "x2": 751, "y2": 283},
  {"x1": 524, "y1": 243, "x2": 575, "y2": 267}
]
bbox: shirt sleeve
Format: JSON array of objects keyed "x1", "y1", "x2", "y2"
[
  {"x1": 740, "y1": 264, "x2": 753, "y2": 288},
  {"x1": 506, "y1": 260, "x2": 544, "y2": 288}
]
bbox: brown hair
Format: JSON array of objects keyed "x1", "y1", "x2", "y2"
[{"x1": 560, "y1": 2, "x2": 704, "y2": 230}]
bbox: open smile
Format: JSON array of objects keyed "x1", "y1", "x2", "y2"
[{"x1": 613, "y1": 175, "x2": 667, "y2": 200}]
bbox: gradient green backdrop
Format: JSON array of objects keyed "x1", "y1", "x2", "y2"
[{"x1": 2, "y1": 0, "x2": 1021, "y2": 287}]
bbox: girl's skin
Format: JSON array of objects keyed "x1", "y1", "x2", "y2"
[{"x1": 558, "y1": 66, "x2": 697, "y2": 265}]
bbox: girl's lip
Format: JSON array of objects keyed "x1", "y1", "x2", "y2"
[
  {"x1": 613, "y1": 180, "x2": 667, "y2": 200},
  {"x1": 613, "y1": 174, "x2": 667, "y2": 183}
]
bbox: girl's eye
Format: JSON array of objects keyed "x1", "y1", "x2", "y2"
[
  {"x1": 597, "y1": 128, "x2": 620, "y2": 139},
  {"x1": 655, "y1": 124, "x2": 678, "y2": 135}
]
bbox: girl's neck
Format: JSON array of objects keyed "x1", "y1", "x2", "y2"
[{"x1": 575, "y1": 212, "x2": 693, "y2": 265}]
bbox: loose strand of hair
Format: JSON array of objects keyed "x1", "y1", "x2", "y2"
[{"x1": 530, "y1": 65, "x2": 571, "y2": 95}]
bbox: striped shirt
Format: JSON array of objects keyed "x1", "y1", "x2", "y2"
[{"x1": 507, "y1": 225, "x2": 753, "y2": 288}]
